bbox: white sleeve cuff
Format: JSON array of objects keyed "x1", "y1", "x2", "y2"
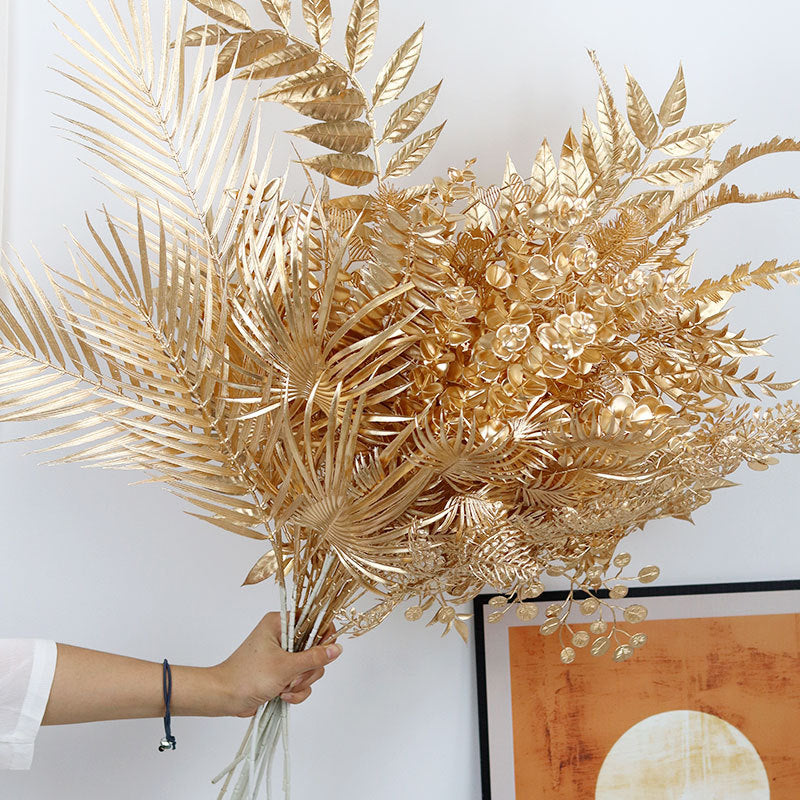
[{"x1": 0, "y1": 639, "x2": 58, "y2": 770}]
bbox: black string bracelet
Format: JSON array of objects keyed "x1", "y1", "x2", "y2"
[{"x1": 158, "y1": 659, "x2": 177, "y2": 752}]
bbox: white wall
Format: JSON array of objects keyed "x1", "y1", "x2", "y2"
[{"x1": 1, "y1": 1, "x2": 799, "y2": 798}]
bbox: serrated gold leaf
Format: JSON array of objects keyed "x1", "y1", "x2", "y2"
[
  {"x1": 261, "y1": 0, "x2": 290, "y2": 29},
  {"x1": 530, "y1": 138, "x2": 558, "y2": 197},
  {"x1": 245, "y1": 43, "x2": 319, "y2": 80},
  {"x1": 639, "y1": 156, "x2": 708, "y2": 185},
  {"x1": 625, "y1": 68, "x2": 659, "y2": 148},
  {"x1": 259, "y1": 63, "x2": 348, "y2": 102},
  {"x1": 380, "y1": 81, "x2": 440, "y2": 144},
  {"x1": 346, "y1": 0, "x2": 379, "y2": 73},
  {"x1": 659, "y1": 64, "x2": 687, "y2": 127},
  {"x1": 558, "y1": 128, "x2": 592, "y2": 197},
  {"x1": 177, "y1": 24, "x2": 232, "y2": 47},
  {"x1": 187, "y1": 0, "x2": 252, "y2": 30},
  {"x1": 302, "y1": 153, "x2": 376, "y2": 186},
  {"x1": 285, "y1": 89, "x2": 365, "y2": 122},
  {"x1": 384, "y1": 122, "x2": 444, "y2": 178},
  {"x1": 373, "y1": 25, "x2": 424, "y2": 107},
  {"x1": 659, "y1": 122, "x2": 731, "y2": 156},
  {"x1": 220, "y1": 30, "x2": 287, "y2": 76},
  {"x1": 581, "y1": 110, "x2": 611, "y2": 180},
  {"x1": 290, "y1": 120, "x2": 372, "y2": 154},
  {"x1": 302, "y1": 0, "x2": 333, "y2": 47}
]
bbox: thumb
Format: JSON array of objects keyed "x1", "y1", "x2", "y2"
[{"x1": 287, "y1": 642, "x2": 342, "y2": 675}]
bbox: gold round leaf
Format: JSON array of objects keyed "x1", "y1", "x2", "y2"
[
  {"x1": 613, "y1": 644, "x2": 634, "y2": 662},
  {"x1": 623, "y1": 604, "x2": 648, "y2": 624},
  {"x1": 609, "y1": 584, "x2": 629, "y2": 599},
  {"x1": 487, "y1": 610, "x2": 504, "y2": 624},
  {"x1": 638, "y1": 565, "x2": 661, "y2": 584},
  {"x1": 546, "y1": 602, "x2": 563, "y2": 617},
  {"x1": 580, "y1": 597, "x2": 600, "y2": 615},
  {"x1": 540, "y1": 617, "x2": 561, "y2": 636},
  {"x1": 590, "y1": 618, "x2": 608, "y2": 634},
  {"x1": 590, "y1": 637, "x2": 610, "y2": 657},
  {"x1": 631, "y1": 632, "x2": 648, "y2": 648},
  {"x1": 613, "y1": 552, "x2": 632, "y2": 568},
  {"x1": 404, "y1": 606, "x2": 423, "y2": 621},
  {"x1": 516, "y1": 603, "x2": 539, "y2": 622},
  {"x1": 560, "y1": 646, "x2": 576, "y2": 664},
  {"x1": 572, "y1": 630, "x2": 590, "y2": 648},
  {"x1": 488, "y1": 595, "x2": 508, "y2": 607}
]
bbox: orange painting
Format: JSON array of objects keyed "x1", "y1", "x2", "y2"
[{"x1": 508, "y1": 613, "x2": 800, "y2": 798}]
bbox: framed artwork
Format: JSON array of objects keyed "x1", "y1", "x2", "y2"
[{"x1": 474, "y1": 579, "x2": 800, "y2": 799}]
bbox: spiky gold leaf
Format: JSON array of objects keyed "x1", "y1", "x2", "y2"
[
  {"x1": 380, "y1": 81, "x2": 441, "y2": 144},
  {"x1": 625, "y1": 68, "x2": 659, "y2": 148},
  {"x1": 346, "y1": 0, "x2": 379, "y2": 73},
  {"x1": 289, "y1": 120, "x2": 372, "y2": 154},
  {"x1": 302, "y1": 153, "x2": 376, "y2": 185},
  {"x1": 384, "y1": 122, "x2": 445, "y2": 178},
  {"x1": 187, "y1": 0, "x2": 252, "y2": 30},
  {"x1": 659, "y1": 64, "x2": 687, "y2": 127},
  {"x1": 261, "y1": 0, "x2": 290, "y2": 29},
  {"x1": 259, "y1": 63, "x2": 348, "y2": 103},
  {"x1": 178, "y1": 24, "x2": 232, "y2": 46},
  {"x1": 302, "y1": 0, "x2": 333, "y2": 48},
  {"x1": 659, "y1": 122, "x2": 731, "y2": 156},
  {"x1": 245, "y1": 43, "x2": 319, "y2": 80},
  {"x1": 285, "y1": 89, "x2": 365, "y2": 122},
  {"x1": 581, "y1": 110, "x2": 611, "y2": 180},
  {"x1": 558, "y1": 128, "x2": 592, "y2": 197},
  {"x1": 639, "y1": 156, "x2": 709, "y2": 185},
  {"x1": 372, "y1": 25, "x2": 424, "y2": 106},
  {"x1": 530, "y1": 138, "x2": 558, "y2": 197}
]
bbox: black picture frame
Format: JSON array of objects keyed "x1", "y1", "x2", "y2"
[{"x1": 473, "y1": 578, "x2": 800, "y2": 800}]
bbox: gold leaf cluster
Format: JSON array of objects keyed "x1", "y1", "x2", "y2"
[{"x1": 3, "y1": 2, "x2": 800, "y2": 683}]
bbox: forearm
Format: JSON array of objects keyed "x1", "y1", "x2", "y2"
[{"x1": 42, "y1": 643, "x2": 231, "y2": 725}]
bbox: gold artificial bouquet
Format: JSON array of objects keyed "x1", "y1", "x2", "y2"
[{"x1": 2, "y1": 0, "x2": 799, "y2": 795}]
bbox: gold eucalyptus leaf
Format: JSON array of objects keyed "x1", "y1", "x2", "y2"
[
  {"x1": 384, "y1": 122, "x2": 445, "y2": 178},
  {"x1": 346, "y1": 0, "x2": 379, "y2": 73},
  {"x1": 659, "y1": 122, "x2": 732, "y2": 156},
  {"x1": 301, "y1": 153, "x2": 376, "y2": 186},
  {"x1": 176, "y1": 24, "x2": 232, "y2": 47},
  {"x1": 302, "y1": 0, "x2": 333, "y2": 48},
  {"x1": 285, "y1": 89, "x2": 365, "y2": 122},
  {"x1": 372, "y1": 25, "x2": 424, "y2": 107},
  {"x1": 244, "y1": 43, "x2": 319, "y2": 80},
  {"x1": 261, "y1": 0, "x2": 291, "y2": 29},
  {"x1": 558, "y1": 128, "x2": 592, "y2": 197},
  {"x1": 187, "y1": 0, "x2": 252, "y2": 30},
  {"x1": 242, "y1": 550, "x2": 279, "y2": 585},
  {"x1": 259, "y1": 63, "x2": 348, "y2": 102},
  {"x1": 659, "y1": 63, "x2": 687, "y2": 128},
  {"x1": 639, "y1": 156, "x2": 711, "y2": 186},
  {"x1": 625, "y1": 67, "x2": 659, "y2": 148},
  {"x1": 380, "y1": 81, "x2": 441, "y2": 144},
  {"x1": 289, "y1": 120, "x2": 373, "y2": 154}
]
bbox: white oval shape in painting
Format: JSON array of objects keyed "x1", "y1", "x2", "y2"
[{"x1": 595, "y1": 710, "x2": 769, "y2": 799}]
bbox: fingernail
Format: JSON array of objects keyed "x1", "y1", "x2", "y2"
[{"x1": 326, "y1": 644, "x2": 342, "y2": 660}]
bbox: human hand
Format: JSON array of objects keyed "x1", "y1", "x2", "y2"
[{"x1": 211, "y1": 612, "x2": 342, "y2": 718}]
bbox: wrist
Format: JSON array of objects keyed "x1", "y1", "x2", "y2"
[{"x1": 170, "y1": 664, "x2": 235, "y2": 717}]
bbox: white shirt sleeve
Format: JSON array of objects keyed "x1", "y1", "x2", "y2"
[{"x1": 0, "y1": 639, "x2": 58, "y2": 770}]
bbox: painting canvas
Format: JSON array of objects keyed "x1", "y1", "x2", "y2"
[{"x1": 474, "y1": 581, "x2": 800, "y2": 799}]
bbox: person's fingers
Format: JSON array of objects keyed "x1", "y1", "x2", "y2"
[
  {"x1": 285, "y1": 667, "x2": 325, "y2": 693},
  {"x1": 280, "y1": 686, "x2": 312, "y2": 704},
  {"x1": 289, "y1": 642, "x2": 342, "y2": 674}
]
